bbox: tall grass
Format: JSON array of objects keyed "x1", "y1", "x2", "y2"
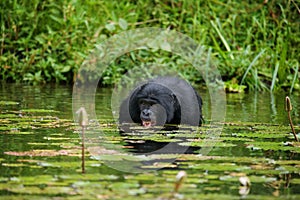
[{"x1": 0, "y1": 0, "x2": 299, "y2": 92}]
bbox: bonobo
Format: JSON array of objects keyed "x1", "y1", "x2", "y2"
[{"x1": 119, "y1": 76, "x2": 203, "y2": 131}]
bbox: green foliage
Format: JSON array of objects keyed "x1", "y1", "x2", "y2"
[
  {"x1": 0, "y1": 0, "x2": 299, "y2": 91},
  {"x1": 100, "y1": 49, "x2": 202, "y2": 86}
]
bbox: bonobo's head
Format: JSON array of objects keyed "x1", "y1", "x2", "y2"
[
  {"x1": 129, "y1": 82, "x2": 179, "y2": 127},
  {"x1": 138, "y1": 98, "x2": 166, "y2": 127}
]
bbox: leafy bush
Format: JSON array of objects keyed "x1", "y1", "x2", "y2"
[{"x1": 1, "y1": 0, "x2": 299, "y2": 91}]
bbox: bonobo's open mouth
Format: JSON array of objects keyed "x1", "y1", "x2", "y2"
[{"x1": 142, "y1": 120, "x2": 155, "y2": 127}]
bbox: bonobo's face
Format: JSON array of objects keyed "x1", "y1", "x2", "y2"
[
  {"x1": 138, "y1": 98, "x2": 167, "y2": 127},
  {"x1": 127, "y1": 82, "x2": 176, "y2": 128}
]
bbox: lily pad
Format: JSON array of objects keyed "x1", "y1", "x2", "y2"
[
  {"x1": 179, "y1": 140, "x2": 237, "y2": 147},
  {"x1": 20, "y1": 109, "x2": 59, "y2": 113},
  {"x1": 219, "y1": 174, "x2": 277, "y2": 183}
]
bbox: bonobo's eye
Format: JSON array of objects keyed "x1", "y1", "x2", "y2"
[
  {"x1": 139, "y1": 99, "x2": 153, "y2": 106},
  {"x1": 138, "y1": 99, "x2": 156, "y2": 107},
  {"x1": 138, "y1": 100, "x2": 150, "y2": 109},
  {"x1": 139, "y1": 100, "x2": 147, "y2": 106}
]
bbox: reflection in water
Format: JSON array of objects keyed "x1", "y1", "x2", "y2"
[
  {"x1": 1, "y1": 84, "x2": 298, "y2": 125},
  {"x1": 124, "y1": 140, "x2": 199, "y2": 154},
  {"x1": 224, "y1": 91, "x2": 299, "y2": 125},
  {"x1": 95, "y1": 88, "x2": 300, "y2": 126},
  {"x1": 0, "y1": 84, "x2": 73, "y2": 119}
]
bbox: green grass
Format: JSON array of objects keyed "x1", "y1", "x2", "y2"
[{"x1": 0, "y1": 0, "x2": 299, "y2": 92}]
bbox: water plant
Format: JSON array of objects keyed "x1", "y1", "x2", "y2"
[
  {"x1": 76, "y1": 107, "x2": 89, "y2": 173},
  {"x1": 1, "y1": 97, "x2": 300, "y2": 199},
  {"x1": 173, "y1": 170, "x2": 187, "y2": 194},
  {"x1": 285, "y1": 96, "x2": 299, "y2": 142},
  {"x1": 239, "y1": 176, "x2": 251, "y2": 197}
]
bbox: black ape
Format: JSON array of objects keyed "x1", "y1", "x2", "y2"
[{"x1": 119, "y1": 77, "x2": 203, "y2": 131}]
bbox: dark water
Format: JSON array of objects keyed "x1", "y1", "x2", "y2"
[{"x1": 0, "y1": 83, "x2": 299, "y2": 199}]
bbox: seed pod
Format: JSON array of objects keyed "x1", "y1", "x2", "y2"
[
  {"x1": 285, "y1": 96, "x2": 292, "y2": 112},
  {"x1": 239, "y1": 176, "x2": 251, "y2": 187},
  {"x1": 174, "y1": 171, "x2": 187, "y2": 193},
  {"x1": 76, "y1": 107, "x2": 88, "y2": 127}
]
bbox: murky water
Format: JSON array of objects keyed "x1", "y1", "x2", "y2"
[
  {"x1": 1, "y1": 84, "x2": 298, "y2": 124},
  {"x1": 95, "y1": 86, "x2": 300, "y2": 125},
  {"x1": 0, "y1": 83, "x2": 299, "y2": 199}
]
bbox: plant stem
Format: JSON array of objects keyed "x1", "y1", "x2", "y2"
[
  {"x1": 287, "y1": 111, "x2": 298, "y2": 142},
  {"x1": 82, "y1": 125, "x2": 85, "y2": 173},
  {"x1": 286, "y1": 96, "x2": 299, "y2": 142}
]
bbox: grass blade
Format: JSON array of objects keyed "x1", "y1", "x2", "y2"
[
  {"x1": 210, "y1": 20, "x2": 234, "y2": 60},
  {"x1": 241, "y1": 49, "x2": 265, "y2": 85},
  {"x1": 271, "y1": 62, "x2": 279, "y2": 92},
  {"x1": 290, "y1": 62, "x2": 299, "y2": 93}
]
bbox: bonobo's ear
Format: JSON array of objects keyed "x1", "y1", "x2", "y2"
[
  {"x1": 129, "y1": 86, "x2": 141, "y2": 100},
  {"x1": 139, "y1": 84, "x2": 146, "y2": 90}
]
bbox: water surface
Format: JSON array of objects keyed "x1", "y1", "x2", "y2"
[{"x1": 0, "y1": 84, "x2": 299, "y2": 199}]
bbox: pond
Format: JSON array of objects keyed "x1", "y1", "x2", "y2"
[{"x1": 0, "y1": 83, "x2": 299, "y2": 199}]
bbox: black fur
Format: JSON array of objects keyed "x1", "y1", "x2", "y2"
[{"x1": 119, "y1": 77, "x2": 203, "y2": 131}]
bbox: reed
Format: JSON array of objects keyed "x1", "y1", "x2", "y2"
[{"x1": 0, "y1": 0, "x2": 299, "y2": 91}]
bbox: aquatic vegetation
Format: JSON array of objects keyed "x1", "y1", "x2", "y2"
[
  {"x1": 1, "y1": 87, "x2": 300, "y2": 199},
  {"x1": 76, "y1": 107, "x2": 89, "y2": 173},
  {"x1": 285, "y1": 96, "x2": 299, "y2": 142},
  {"x1": 1, "y1": 111, "x2": 300, "y2": 199}
]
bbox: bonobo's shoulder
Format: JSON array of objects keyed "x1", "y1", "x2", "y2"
[
  {"x1": 149, "y1": 76, "x2": 192, "y2": 89},
  {"x1": 150, "y1": 76, "x2": 187, "y2": 85}
]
